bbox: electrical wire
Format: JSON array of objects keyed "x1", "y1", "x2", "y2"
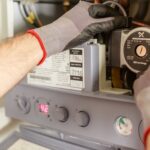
[
  {"x1": 18, "y1": 0, "x2": 75, "y2": 27},
  {"x1": 20, "y1": 0, "x2": 35, "y2": 25},
  {"x1": 31, "y1": 4, "x2": 43, "y2": 26},
  {"x1": 110, "y1": 0, "x2": 119, "y2": 8},
  {"x1": 26, "y1": 0, "x2": 43, "y2": 26},
  {"x1": 101, "y1": 0, "x2": 150, "y2": 28},
  {"x1": 19, "y1": 0, "x2": 34, "y2": 25},
  {"x1": 19, "y1": 0, "x2": 28, "y2": 19},
  {"x1": 103, "y1": 0, "x2": 127, "y2": 16},
  {"x1": 19, "y1": 0, "x2": 150, "y2": 28},
  {"x1": 25, "y1": 1, "x2": 38, "y2": 26},
  {"x1": 19, "y1": 0, "x2": 43, "y2": 27}
]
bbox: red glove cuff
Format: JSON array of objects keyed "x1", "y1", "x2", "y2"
[
  {"x1": 144, "y1": 127, "x2": 150, "y2": 150},
  {"x1": 27, "y1": 29, "x2": 47, "y2": 65}
]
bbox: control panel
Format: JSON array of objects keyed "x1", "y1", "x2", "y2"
[
  {"x1": 5, "y1": 84, "x2": 143, "y2": 150},
  {"x1": 5, "y1": 29, "x2": 149, "y2": 150}
]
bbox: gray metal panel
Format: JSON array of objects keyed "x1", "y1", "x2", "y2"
[
  {"x1": 19, "y1": 125, "x2": 133, "y2": 150},
  {"x1": 0, "y1": 127, "x2": 92, "y2": 150},
  {"x1": 19, "y1": 125, "x2": 92, "y2": 150},
  {"x1": 84, "y1": 44, "x2": 99, "y2": 91},
  {"x1": 24, "y1": 43, "x2": 99, "y2": 92},
  {"x1": 5, "y1": 84, "x2": 143, "y2": 150}
]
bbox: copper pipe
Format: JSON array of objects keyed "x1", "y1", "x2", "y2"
[
  {"x1": 119, "y1": 0, "x2": 129, "y2": 8},
  {"x1": 63, "y1": 0, "x2": 70, "y2": 12},
  {"x1": 132, "y1": 21, "x2": 150, "y2": 27},
  {"x1": 63, "y1": 0, "x2": 70, "y2": 7},
  {"x1": 94, "y1": 0, "x2": 101, "y2": 4}
]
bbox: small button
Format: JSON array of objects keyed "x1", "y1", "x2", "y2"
[
  {"x1": 75, "y1": 111, "x2": 90, "y2": 127},
  {"x1": 54, "y1": 107, "x2": 69, "y2": 122}
]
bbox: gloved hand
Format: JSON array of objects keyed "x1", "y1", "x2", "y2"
[
  {"x1": 64, "y1": 2, "x2": 130, "y2": 50},
  {"x1": 134, "y1": 67, "x2": 150, "y2": 129},
  {"x1": 28, "y1": 1, "x2": 129, "y2": 64}
]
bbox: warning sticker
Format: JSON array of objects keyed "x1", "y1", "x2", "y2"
[{"x1": 27, "y1": 48, "x2": 85, "y2": 90}]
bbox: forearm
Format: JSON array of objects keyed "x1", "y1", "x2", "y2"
[
  {"x1": 147, "y1": 134, "x2": 150, "y2": 150},
  {"x1": 0, "y1": 33, "x2": 43, "y2": 97}
]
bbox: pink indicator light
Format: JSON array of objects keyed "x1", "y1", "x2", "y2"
[{"x1": 38, "y1": 104, "x2": 49, "y2": 114}]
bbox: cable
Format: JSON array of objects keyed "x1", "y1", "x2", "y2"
[
  {"x1": 31, "y1": 4, "x2": 43, "y2": 26},
  {"x1": 25, "y1": 1, "x2": 39, "y2": 26},
  {"x1": 103, "y1": 0, "x2": 127, "y2": 17},
  {"x1": 19, "y1": 0, "x2": 43, "y2": 27},
  {"x1": 20, "y1": 0, "x2": 34, "y2": 25},
  {"x1": 27, "y1": 0, "x2": 43, "y2": 26},
  {"x1": 110, "y1": 0, "x2": 119, "y2": 9},
  {"x1": 19, "y1": 0, "x2": 28, "y2": 19},
  {"x1": 24, "y1": 0, "x2": 32, "y2": 16},
  {"x1": 18, "y1": 0, "x2": 75, "y2": 27}
]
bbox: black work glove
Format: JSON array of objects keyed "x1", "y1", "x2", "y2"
[{"x1": 64, "y1": 3, "x2": 130, "y2": 50}]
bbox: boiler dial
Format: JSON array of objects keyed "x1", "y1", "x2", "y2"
[
  {"x1": 16, "y1": 97, "x2": 30, "y2": 114},
  {"x1": 54, "y1": 107, "x2": 69, "y2": 122},
  {"x1": 75, "y1": 111, "x2": 90, "y2": 127}
]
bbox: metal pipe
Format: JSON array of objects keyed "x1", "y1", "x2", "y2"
[{"x1": 94, "y1": 0, "x2": 101, "y2": 4}]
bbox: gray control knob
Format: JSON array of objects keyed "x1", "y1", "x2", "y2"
[
  {"x1": 75, "y1": 111, "x2": 90, "y2": 127},
  {"x1": 16, "y1": 97, "x2": 30, "y2": 114},
  {"x1": 54, "y1": 107, "x2": 69, "y2": 122}
]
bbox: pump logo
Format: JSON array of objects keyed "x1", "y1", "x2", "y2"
[{"x1": 138, "y1": 32, "x2": 145, "y2": 38}]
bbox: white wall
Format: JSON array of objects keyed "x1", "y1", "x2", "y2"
[{"x1": 0, "y1": 0, "x2": 14, "y2": 40}]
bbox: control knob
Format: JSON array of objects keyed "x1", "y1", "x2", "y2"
[
  {"x1": 16, "y1": 97, "x2": 30, "y2": 114},
  {"x1": 75, "y1": 111, "x2": 90, "y2": 127},
  {"x1": 54, "y1": 107, "x2": 69, "y2": 122}
]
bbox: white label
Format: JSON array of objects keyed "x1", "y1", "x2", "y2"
[{"x1": 27, "y1": 49, "x2": 85, "y2": 90}]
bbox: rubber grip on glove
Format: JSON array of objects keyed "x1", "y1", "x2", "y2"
[{"x1": 27, "y1": 30, "x2": 47, "y2": 65}]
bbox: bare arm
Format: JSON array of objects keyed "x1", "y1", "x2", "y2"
[
  {"x1": 0, "y1": 33, "x2": 43, "y2": 97},
  {"x1": 147, "y1": 135, "x2": 150, "y2": 150}
]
